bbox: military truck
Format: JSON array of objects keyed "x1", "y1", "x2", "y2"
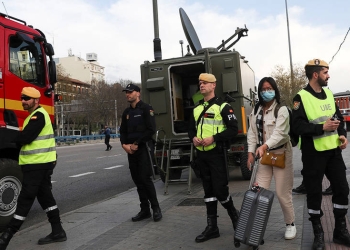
[{"x1": 140, "y1": 2, "x2": 256, "y2": 183}]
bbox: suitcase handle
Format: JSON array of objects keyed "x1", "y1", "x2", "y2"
[{"x1": 248, "y1": 158, "x2": 259, "y2": 190}]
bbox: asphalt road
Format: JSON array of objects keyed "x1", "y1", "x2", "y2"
[{"x1": 22, "y1": 141, "x2": 136, "y2": 229}]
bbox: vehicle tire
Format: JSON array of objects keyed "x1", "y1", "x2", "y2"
[
  {"x1": 0, "y1": 159, "x2": 23, "y2": 232},
  {"x1": 240, "y1": 144, "x2": 252, "y2": 180}
]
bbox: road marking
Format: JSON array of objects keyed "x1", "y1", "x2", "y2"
[
  {"x1": 96, "y1": 154, "x2": 121, "y2": 159},
  {"x1": 69, "y1": 172, "x2": 95, "y2": 178},
  {"x1": 51, "y1": 181, "x2": 56, "y2": 183},
  {"x1": 104, "y1": 165, "x2": 124, "y2": 169}
]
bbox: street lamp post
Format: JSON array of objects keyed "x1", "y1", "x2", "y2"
[{"x1": 285, "y1": 0, "x2": 294, "y2": 91}]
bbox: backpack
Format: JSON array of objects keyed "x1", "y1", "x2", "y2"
[{"x1": 254, "y1": 103, "x2": 298, "y2": 147}]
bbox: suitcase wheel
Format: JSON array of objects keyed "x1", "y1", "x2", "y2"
[
  {"x1": 260, "y1": 239, "x2": 265, "y2": 245},
  {"x1": 253, "y1": 247, "x2": 259, "y2": 250},
  {"x1": 234, "y1": 240, "x2": 240, "y2": 248}
]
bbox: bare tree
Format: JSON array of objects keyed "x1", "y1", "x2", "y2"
[{"x1": 271, "y1": 64, "x2": 308, "y2": 108}]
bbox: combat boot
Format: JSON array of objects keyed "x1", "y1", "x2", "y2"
[
  {"x1": 333, "y1": 218, "x2": 350, "y2": 247},
  {"x1": 195, "y1": 215, "x2": 220, "y2": 243},
  {"x1": 226, "y1": 205, "x2": 240, "y2": 230},
  {"x1": 0, "y1": 228, "x2": 16, "y2": 250},
  {"x1": 38, "y1": 222, "x2": 67, "y2": 245},
  {"x1": 311, "y1": 219, "x2": 325, "y2": 250}
]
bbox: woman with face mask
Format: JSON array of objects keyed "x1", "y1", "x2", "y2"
[{"x1": 246, "y1": 77, "x2": 296, "y2": 240}]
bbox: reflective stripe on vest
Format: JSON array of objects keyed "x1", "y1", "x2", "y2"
[
  {"x1": 298, "y1": 89, "x2": 340, "y2": 151},
  {"x1": 19, "y1": 107, "x2": 56, "y2": 165},
  {"x1": 193, "y1": 102, "x2": 227, "y2": 151}
]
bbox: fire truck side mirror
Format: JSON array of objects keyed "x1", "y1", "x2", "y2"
[
  {"x1": 48, "y1": 61, "x2": 57, "y2": 85},
  {"x1": 45, "y1": 43, "x2": 55, "y2": 56},
  {"x1": 54, "y1": 94, "x2": 62, "y2": 102}
]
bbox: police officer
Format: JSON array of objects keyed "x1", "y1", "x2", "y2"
[
  {"x1": 0, "y1": 87, "x2": 66, "y2": 250},
  {"x1": 292, "y1": 59, "x2": 350, "y2": 249},
  {"x1": 120, "y1": 84, "x2": 162, "y2": 222},
  {"x1": 188, "y1": 73, "x2": 239, "y2": 243}
]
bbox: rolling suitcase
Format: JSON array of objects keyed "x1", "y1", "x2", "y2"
[{"x1": 234, "y1": 158, "x2": 274, "y2": 250}]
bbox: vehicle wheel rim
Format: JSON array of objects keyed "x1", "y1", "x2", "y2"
[{"x1": 0, "y1": 176, "x2": 21, "y2": 216}]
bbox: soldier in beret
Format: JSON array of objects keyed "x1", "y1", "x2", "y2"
[
  {"x1": 0, "y1": 87, "x2": 66, "y2": 250},
  {"x1": 188, "y1": 73, "x2": 240, "y2": 243},
  {"x1": 292, "y1": 59, "x2": 350, "y2": 249}
]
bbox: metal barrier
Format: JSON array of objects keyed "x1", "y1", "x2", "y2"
[{"x1": 55, "y1": 134, "x2": 120, "y2": 143}]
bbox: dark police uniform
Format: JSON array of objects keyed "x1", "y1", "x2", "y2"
[
  {"x1": 120, "y1": 100, "x2": 160, "y2": 213},
  {"x1": 292, "y1": 84, "x2": 348, "y2": 221},
  {"x1": 188, "y1": 96, "x2": 239, "y2": 242}
]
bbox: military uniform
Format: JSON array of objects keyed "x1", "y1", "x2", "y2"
[
  {"x1": 0, "y1": 87, "x2": 66, "y2": 250},
  {"x1": 188, "y1": 95, "x2": 239, "y2": 242},
  {"x1": 293, "y1": 85, "x2": 348, "y2": 219},
  {"x1": 293, "y1": 58, "x2": 350, "y2": 249}
]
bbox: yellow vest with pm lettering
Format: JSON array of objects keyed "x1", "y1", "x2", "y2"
[
  {"x1": 193, "y1": 102, "x2": 227, "y2": 151},
  {"x1": 19, "y1": 107, "x2": 56, "y2": 165},
  {"x1": 299, "y1": 88, "x2": 340, "y2": 151}
]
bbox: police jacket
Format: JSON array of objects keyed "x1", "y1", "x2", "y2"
[
  {"x1": 15, "y1": 106, "x2": 56, "y2": 171},
  {"x1": 120, "y1": 100, "x2": 156, "y2": 145},
  {"x1": 292, "y1": 84, "x2": 346, "y2": 154},
  {"x1": 188, "y1": 96, "x2": 238, "y2": 151}
]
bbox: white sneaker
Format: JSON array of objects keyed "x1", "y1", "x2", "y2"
[{"x1": 285, "y1": 224, "x2": 297, "y2": 239}]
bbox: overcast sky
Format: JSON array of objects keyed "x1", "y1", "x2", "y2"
[{"x1": 6, "y1": 0, "x2": 350, "y2": 93}]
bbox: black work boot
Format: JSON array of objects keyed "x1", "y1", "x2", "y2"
[
  {"x1": 132, "y1": 210, "x2": 151, "y2": 222},
  {"x1": 322, "y1": 186, "x2": 332, "y2": 196},
  {"x1": 195, "y1": 215, "x2": 220, "y2": 243},
  {"x1": 311, "y1": 219, "x2": 325, "y2": 250},
  {"x1": 227, "y1": 205, "x2": 240, "y2": 230},
  {"x1": 292, "y1": 182, "x2": 306, "y2": 194},
  {"x1": 0, "y1": 228, "x2": 16, "y2": 250},
  {"x1": 333, "y1": 218, "x2": 350, "y2": 247},
  {"x1": 38, "y1": 230, "x2": 67, "y2": 245},
  {"x1": 152, "y1": 207, "x2": 162, "y2": 222}
]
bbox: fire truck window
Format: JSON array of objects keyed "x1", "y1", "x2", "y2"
[{"x1": 9, "y1": 36, "x2": 45, "y2": 87}]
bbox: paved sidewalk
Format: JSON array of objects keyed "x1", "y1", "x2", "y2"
[{"x1": 6, "y1": 167, "x2": 350, "y2": 250}]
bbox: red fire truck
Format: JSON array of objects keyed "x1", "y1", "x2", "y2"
[
  {"x1": 334, "y1": 91, "x2": 350, "y2": 131},
  {"x1": 0, "y1": 12, "x2": 57, "y2": 230}
]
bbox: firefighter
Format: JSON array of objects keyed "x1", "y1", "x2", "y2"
[
  {"x1": 120, "y1": 84, "x2": 162, "y2": 222},
  {"x1": 0, "y1": 87, "x2": 66, "y2": 250},
  {"x1": 292, "y1": 59, "x2": 350, "y2": 250},
  {"x1": 188, "y1": 73, "x2": 239, "y2": 243}
]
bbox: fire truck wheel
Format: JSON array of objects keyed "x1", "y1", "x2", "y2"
[
  {"x1": 240, "y1": 144, "x2": 252, "y2": 180},
  {"x1": 0, "y1": 159, "x2": 23, "y2": 232}
]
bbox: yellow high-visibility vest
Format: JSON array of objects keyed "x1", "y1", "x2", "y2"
[
  {"x1": 193, "y1": 101, "x2": 227, "y2": 151},
  {"x1": 299, "y1": 88, "x2": 340, "y2": 151},
  {"x1": 19, "y1": 107, "x2": 56, "y2": 165}
]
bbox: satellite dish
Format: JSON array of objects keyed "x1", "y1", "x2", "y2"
[{"x1": 179, "y1": 8, "x2": 202, "y2": 54}]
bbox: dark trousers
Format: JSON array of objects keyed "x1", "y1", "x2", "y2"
[
  {"x1": 9, "y1": 169, "x2": 60, "y2": 231},
  {"x1": 105, "y1": 135, "x2": 111, "y2": 149},
  {"x1": 196, "y1": 148, "x2": 230, "y2": 215},
  {"x1": 302, "y1": 149, "x2": 349, "y2": 220},
  {"x1": 128, "y1": 144, "x2": 159, "y2": 211}
]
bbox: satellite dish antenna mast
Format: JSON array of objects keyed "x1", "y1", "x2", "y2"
[{"x1": 152, "y1": 0, "x2": 162, "y2": 61}]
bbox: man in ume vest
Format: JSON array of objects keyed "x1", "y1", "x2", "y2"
[
  {"x1": 292, "y1": 59, "x2": 349, "y2": 250},
  {"x1": 0, "y1": 87, "x2": 66, "y2": 250}
]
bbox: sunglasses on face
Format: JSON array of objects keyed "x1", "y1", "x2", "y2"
[{"x1": 21, "y1": 96, "x2": 32, "y2": 101}]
